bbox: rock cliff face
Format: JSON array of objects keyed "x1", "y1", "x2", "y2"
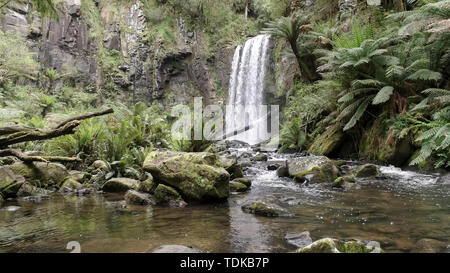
[{"x1": 0, "y1": 0, "x2": 234, "y2": 106}]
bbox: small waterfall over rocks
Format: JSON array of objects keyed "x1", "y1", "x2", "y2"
[{"x1": 226, "y1": 34, "x2": 272, "y2": 145}]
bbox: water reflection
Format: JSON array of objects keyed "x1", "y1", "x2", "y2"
[{"x1": 0, "y1": 156, "x2": 449, "y2": 253}]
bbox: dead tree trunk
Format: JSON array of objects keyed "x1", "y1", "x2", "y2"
[{"x1": 0, "y1": 108, "x2": 114, "y2": 163}]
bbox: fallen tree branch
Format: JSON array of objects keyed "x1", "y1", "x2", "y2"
[
  {"x1": 0, "y1": 149, "x2": 81, "y2": 163},
  {"x1": 54, "y1": 108, "x2": 114, "y2": 129},
  {"x1": 0, "y1": 121, "x2": 81, "y2": 148},
  {"x1": 0, "y1": 108, "x2": 114, "y2": 148}
]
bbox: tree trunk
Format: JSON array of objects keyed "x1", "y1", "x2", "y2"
[
  {"x1": 0, "y1": 108, "x2": 114, "y2": 148},
  {"x1": 244, "y1": 0, "x2": 249, "y2": 19},
  {"x1": 290, "y1": 40, "x2": 313, "y2": 83}
]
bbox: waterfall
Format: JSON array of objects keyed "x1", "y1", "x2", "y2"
[{"x1": 226, "y1": 34, "x2": 271, "y2": 145}]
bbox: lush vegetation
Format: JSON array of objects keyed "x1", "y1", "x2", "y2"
[
  {"x1": 1, "y1": 0, "x2": 449, "y2": 170},
  {"x1": 277, "y1": 0, "x2": 449, "y2": 168}
]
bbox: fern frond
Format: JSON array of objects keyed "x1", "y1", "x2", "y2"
[{"x1": 373, "y1": 86, "x2": 395, "y2": 105}]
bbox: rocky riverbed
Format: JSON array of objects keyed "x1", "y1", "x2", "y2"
[{"x1": 0, "y1": 142, "x2": 449, "y2": 253}]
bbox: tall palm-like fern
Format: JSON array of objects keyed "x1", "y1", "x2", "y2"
[
  {"x1": 318, "y1": 37, "x2": 442, "y2": 131},
  {"x1": 388, "y1": 0, "x2": 450, "y2": 35},
  {"x1": 262, "y1": 15, "x2": 315, "y2": 83}
]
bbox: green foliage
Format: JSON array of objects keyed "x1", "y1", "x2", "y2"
[
  {"x1": 262, "y1": 15, "x2": 315, "y2": 82},
  {"x1": 279, "y1": 118, "x2": 306, "y2": 153},
  {"x1": 0, "y1": 30, "x2": 39, "y2": 83},
  {"x1": 44, "y1": 102, "x2": 171, "y2": 170},
  {"x1": 332, "y1": 22, "x2": 376, "y2": 49}
]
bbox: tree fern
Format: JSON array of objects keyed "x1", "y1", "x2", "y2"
[{"x1": 373, "y1": 86, "x2": 394, "y2": 105}]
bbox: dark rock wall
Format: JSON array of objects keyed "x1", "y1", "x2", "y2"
[{"x1": 0, "y1": 0, "x2": 235, "y2": 107}]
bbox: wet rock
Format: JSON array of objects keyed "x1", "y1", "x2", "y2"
[
  {"x1": 0, "y1": 166, "x2": 25, "y2": 198},
  {"x1": 241, "y1": 200, "x2": 292, "y2": 217},
  {"x1": 6, "y1": 162, "x2": 69, "y2": 189},
  {"x1": 219, "y1": 155, "x2": 243, "y2": 179},
  {"x1": 294, "y1": 162, "x2": 340, "y2": 184},
  {"x1": 138, "y1": 175, "x2": 157, "y2": 194},
  {"x1": 332, "y1": 175, "x2": 356, "y2": 189},
  {"x1": 353, "y1": 164, "x2": 379, "y2": 178},
  {"x1": 412, "y1": 239, "x2": 446, "y2": 253},
  {"x1": 285, "y1": 231, "x2": 313, "y2": 249},
  {"x1": 124, "y1": 190, "x2": 154, "y2": 206},
  {"x1": 151, "y1": 245, "x2": 203, "y2": 253},
  {"x1": 102, "y1": 178, "x2": 140, "y2": 193},
  {"x1": 276, "y1": 166, "x2": 290, "y2": 177},
  {"x1": 296, "y1": 238, "x2": 383, "y2": 253},
  {"x1": 287, "y1": 156, "x2": 332, "y2": 177},
  {"x1": 69, "y1": 170, "x2": 90, "y2": 183},
  {"x1": 92, "y1": 160, "x2": 109, "y2": 171},
  {"x1": 143, "y1": 151, "x2": 229, "y2": 202},
  {"x1": 154, "y1": 184, "x2": 182, "y2": 204},
  {"x1": 232, "y1": 178, "x2": 251, "y2": 187},
  {"x1": 229, "y1": 181, "x2": 248, "y2": 192},
  {"x1": 59, "y1": 179, "x2": 82, "y2": 193},
  {"x1": 17, "y1": 183, "x2": 41, "y2": 197},
  {"x1": 252, "y1": 153, "x2": 268, "y2": 162},
  {"x1": 267, "y1": 164, "x2": 280, "y2": 171}
]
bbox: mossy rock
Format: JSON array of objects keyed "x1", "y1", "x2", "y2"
[
  {"x1": 251, "y1": 153, "x2": 268, "y2": 162},
  {"x1": 297, "y1": 238, "x2": 383, "y2": 253},
  {"x1": 352, "y1": 164, "x2": 379, "y2": 178},
  {"x1": 241, "y1": 200, "x2": 292, "y2": 217},
  {"x1": 358, "y1": 118, "x2": 413, "y2": 166},
  {"x1": 154, "y1": 184, "x2": 182, "y2": 204},
  {"x1": 219, "y1": 155, "x2": 243, "y2": 179},
  {"x1": 332, "y1": 175, "x2": 356, "y2": 189},
  {"x1": 18, "y1": 183, "x2": 52, "y2": 197},
  {"x1": 124, "y1": 190, "x2": 154, "y2": 206},
  {"x1": 294, "y1": 162, "x2": 340, "y2": 184},
  {"x1": 296, "y1": 238, "x2": 340, "y2": 253},
  {"x1": 229, "y1": 181, "x2": 248, "y2": 192},
  {"x1": 6, "y1": 162, "x2": 69, "y2": 189},
  {"x1": 69, "y1": 170, "x2": 90, "y2": 183},
  {"x1": 138, "y1": 175, "x2": 158, "y2": 194},
  {"x1": 232, "y1": 178, "x2": 252, "y2": 187},
  {"x1": 143, "y1": 151, "x2": 230, "y2": 202},
  {"x1": 102, "y1": 178, "x2": 140, "y2": 193},
  {"x1": 287, "y1": 156, "x2": 332, "y2": 177},
  {"x1": 0, "y1": 166, "x2": 25, "y2": 198},
  {"x1": 59, "y1": 178, "x2": 82, "y2": 193},
  {"x1": 308, "y1": 123, "x2": 345, "y2": 156}
]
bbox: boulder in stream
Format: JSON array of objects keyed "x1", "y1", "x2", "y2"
[
  {"x1": 219, "y1": 155, "x2": 243, "y2": 179},
  {"x1": 241, "y1": 200, "x2": 292, "y2": 217},
  {"x1": 229, "y1": 181, "x2": 248, "y2": 192},
  {"x1": 296, "y1": 238, "x2": 383, "y2": 253},
  {"x1": 154, "y1": 184, "x2": 182, "y2": 203},
  {"x1": 352, "y1": 164, "x2": 379, "y2": 178},
  {"x1": 143, "y1": 151, "x2": 230, "y2": 202},
  {"x1": 287, "y1": 156, "x2": 332, "y2": 177},
  {"x1": 102, "y1": 178, "x2": 140, "y2": 193},
  {"x1": 232, "y1": 178, "x2": 252, "y2": 187},
  {"x1": 294, "y1": 162, "x2": 340, "y2": 184},
  {"x1": 252, "y1": 153, "x2": 268, "y2": 162},
  {"x1": 5, "y1": 162, "x2": 69, "y2": 189},
  {"x1": 124, "y1": 190, "x2": 155, "y2": 206}
]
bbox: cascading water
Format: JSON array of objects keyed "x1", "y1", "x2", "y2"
[{"x1": 226, "y1": 35, "x2": 271, "y2": 145}]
